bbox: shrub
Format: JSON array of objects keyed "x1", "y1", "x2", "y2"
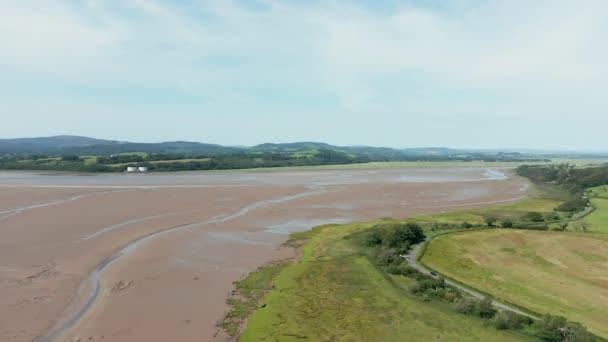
[
  {"x1": 501, "y1": 220, "x2": 513, "y2": 228},
  {"x1": 366, "y1": 230, "x2": 383, "y2": 246},
  {"x1": 409, "y1": 283, "x2": 422, "y2": 295},
  {"x1": 396, "y1": 264, "x2": 419, "y2": 277},
  {"x1": 385, "y1": 263, "x2": 402, "y2": 275},
  {"x1": 494, "y1": 311, "x2": 532, "y2": 330},
  {"x1": 485, "y1": 217, "x2": 498, "y2": 227},
  {"x1": 455, "y1": 297, "x2": 496, "y2": 319},
  {"x1": 556, "y1": 197, "x2": 588, "y2": 213},
  {"x1": 444, "y1": 291, "x2": 460, "y2": 303},
  {"x1": 376, "y1": 249, "x2": 400, "y2": 265},
  {"x1": 544, "y1": 212, "x2": 560, "y2": 221},
  {"x1": 523, "y1": 212, "x2": 544, "y2": 222},
  {"x1": 533, "y1": 314, "x2": 596, "y2": 342},
  {"x1": 476, "y1": 297, "x2": 497, "y2": 319},
  {"x1": 456, "y1": 298, "x2": 477, "y2": 315}
]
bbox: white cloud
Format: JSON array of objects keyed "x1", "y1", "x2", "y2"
[
  {"x1": 3, "y1": 1, "x2": 607, "y2": 85},
  {"x1": 1, "y1": 0, "x2": 608, "y2": 148}
]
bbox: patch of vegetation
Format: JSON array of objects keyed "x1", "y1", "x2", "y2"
[
  {"x1": 517, "y1": 164, "x2": 608, "y2": 214},
  {"x1": 239, "y1": 223, "x2": 531, "y2": 341},
  {"x1": 217, "y1": 261, "x2": 288, "y2": 337},
  {"x1": 583, "y1": 187, "x2": 608, "y2": 233},
  {"x1": 533, "y1": 314, "x2": 597, "y2": 342}
]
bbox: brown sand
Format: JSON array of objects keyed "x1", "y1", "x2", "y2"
[{"x1": 0, "y1": 168, "x2": 526, "y2": 342}]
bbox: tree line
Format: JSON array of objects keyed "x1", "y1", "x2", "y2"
[{"x1": 517, "y1": 164, "x2": 608, "y2": 213}]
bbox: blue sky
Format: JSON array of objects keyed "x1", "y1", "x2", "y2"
[{"x1": 1, "y1": 0, "x2": 607, "y2": 150}]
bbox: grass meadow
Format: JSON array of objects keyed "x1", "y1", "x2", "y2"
[
  {"x1": 240, "y1": 223, "x2": 530, "y2": 342},
  {"x1": 423, "y1": 229, "x2": 608, "y2": 338}
]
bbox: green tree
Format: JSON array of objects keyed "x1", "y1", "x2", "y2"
[
  {"x1": 501, "y1": 220, "x2": 513, "y2": 228},
  {"x1": 455, "y1": 298, "x2": 477, "y2": 315},
  {"x1": 531, "y1": 314, "x2": 596, "y2": 342},
  {"x1": 523, "y1": 212, "x2": 544, "y2": 222},
  {"x1": 485, "y1": 217, "x2": 498, "y2": 227},
  {"x1": 494, "y1": 311, "x2": 531, "y2": 330},
  {"x1": 476, "y1": 297, "x2": 497, "y2": 319}
]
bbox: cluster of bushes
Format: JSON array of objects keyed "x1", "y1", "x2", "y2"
[
  {"x1": 385, "y1": 261, "x2": 596, "y2": 340},
  {"x1": 494, "y1": 310, "x2": 533, "y2": 330},
  {"x1": 407, "y1": 274, "x2": 595, "y2": 340},
  {"x1": 401, "y1": 267, "x2": 531, "y2": 331},
  {"x1": 406, "y1": 271, "x2": 463, "y2": 303},
  {"x1": 454, "y1": 297, "x2": 498, "y2": 319},
  {"x1": 434, "y1": 219, "x2": 512, "y2": 229},
  {"x1": 556, "y1": 196, "x2": 589, "y2": 213},
  {"x1": 365, "y1": 222, "x2": 425, "y2": 260},
  {"x1": 482, "y1": 217, "x2": 517, "y2": 228},
  {"x1": 532, "y1": 314, "x2": 596, "y2": 342}
]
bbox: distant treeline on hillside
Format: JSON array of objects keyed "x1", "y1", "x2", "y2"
[
  {"x1": 0, "y1": 135, "x2": 556, "y2": 172},
  {"x1": 517, "y1": 164, "x2": 608, "y2": 212},
  {"x1": 0, "y1": 150, "x2": 550, "y2": 173}
]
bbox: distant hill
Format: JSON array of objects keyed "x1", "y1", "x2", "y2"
[
  {"x1": 0, "y1": 136, "x2": 242, "y2": 156},
  {"x1": 253, "y1": 142, "x2": 336, "y2": 151},
  {"x1": 59, "y1": 141, "x2": 242, "y2": 156},
  {"x1": 0, "y1": 135, "x2": 559, "y2": 163},
  {"x1": 252, "y1": 142, "x2": 464, "y2": 159},
  {"x1": 0, "y1": 135, "x2": 117, "y2": 154},
  {"x1": 0, "y1": 135, "x2": 558, "y2": 173}
]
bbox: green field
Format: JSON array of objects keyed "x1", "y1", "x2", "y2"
[
  {"x1": 108, "y1": 158, "x2": 211, "y2": 168},
  {"x1": 240, "y1": 223, "x2": 530, "y2": 341},
  {"x1": 411, "y1": 181, "x2": 567, "y2": 229},
  {"x1": 584, "y1": 186, "x2": 608, "y2": 233},
  {"x1": 423, "y1": 229, "x2": 608, "y2": 338},
  {"x1": 239, "y1": 158, "x2": 608, "y2": 172}
]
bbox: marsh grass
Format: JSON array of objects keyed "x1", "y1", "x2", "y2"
[{"x1": 239, "y1": 223, "x2": 530, "y2": 341}]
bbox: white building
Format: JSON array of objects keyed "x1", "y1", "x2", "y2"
[
  {"x1": 126, "y1": 166, "x2": 137, "y2": 172},
  {"x1": 138, "y1": 166, "x2": 148, "y2": 173}
]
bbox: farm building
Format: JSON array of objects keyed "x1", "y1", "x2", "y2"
[{"x1": 126, "y1": 166, "x2": 149, "y2": 173}]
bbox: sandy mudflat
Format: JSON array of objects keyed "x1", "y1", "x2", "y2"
[{"x1": 0, "y1": 168, "x2": 526, "y2": 342}]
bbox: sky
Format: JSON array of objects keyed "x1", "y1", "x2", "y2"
[{"x1": 1, "y1": 0, "x2": 608, "y2": 150}]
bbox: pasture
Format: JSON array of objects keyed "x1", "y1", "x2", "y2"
[{"x1": 423, "y1": 229, "x2": 608, "y2": 338}]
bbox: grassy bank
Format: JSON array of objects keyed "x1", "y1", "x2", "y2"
[
  {"x1": 237, "y1": 222, "x2": 530, "y2": 341},
  {"x1": 410, "y1": 180, "x2": 569, "y2": 231},
  {"x1": 423, "y1": 229, "x2": 608, "y2": 338},
  {"x1": 218, "y1": 261, "x2": 289, "y2": 336}
]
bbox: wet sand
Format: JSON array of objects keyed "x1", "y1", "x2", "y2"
[{"x1": 0, "y1": 168, "x2": 527, "y2": 342}]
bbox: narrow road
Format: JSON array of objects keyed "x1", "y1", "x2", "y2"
[{"x1": 404, "y1": 238, "x2": 538, "y2": 320}]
